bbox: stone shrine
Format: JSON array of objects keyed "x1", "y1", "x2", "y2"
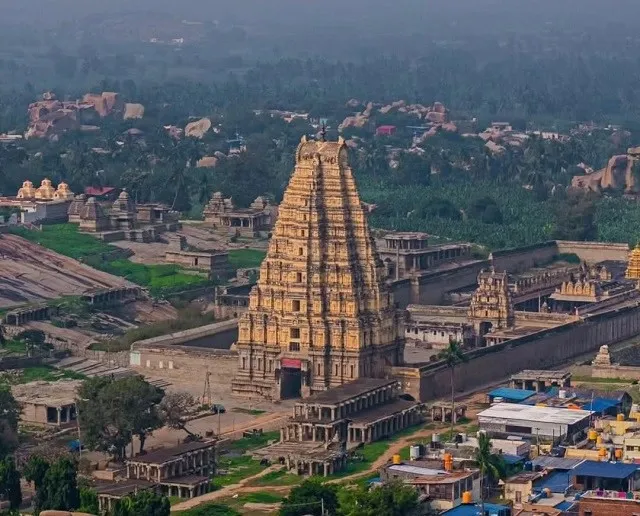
[{"x1": 232, "y1": 136, "x2": 404, "y2": 400}]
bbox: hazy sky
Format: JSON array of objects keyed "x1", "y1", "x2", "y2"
[{"x1": 5, "y1": 0, "x2": 640, "y2": 31}]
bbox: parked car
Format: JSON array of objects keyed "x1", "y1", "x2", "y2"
[{"x1": 211, "y1": 404, "x2": 226, "y2": 414}]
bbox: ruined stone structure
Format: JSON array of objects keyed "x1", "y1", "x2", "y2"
[
  {"x1": 70, "y1": 192, "x2": 179, "y2": 241},
  {"x1": 377, "y1": 231, "x2": 471, "y2": 279},
  {"x1": 232, "y1": 136, "x2": 404, "y2": 400},
  {"x1": 164, "y1": 234, "x2": 231, "y2": 279},
  {"x1": 254, "y1": 378, "x2": 421, "y2": 476},
  {"x1": 467, "y1": 269, "x2": 515, "y2": 340},
  {"x1": 203, "y1": 192, "x2": 275, "y2": 237}
]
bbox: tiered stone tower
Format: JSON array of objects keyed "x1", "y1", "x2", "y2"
[
  {"x1": 232, "y1": 136, "x2": 404, "y2": 400},
  {"x1": 626, "y1": 243, "x2": 640, "y2": 281},
  {"x1": 468, "y1": 269, "x2": 515, "y2": 344}
]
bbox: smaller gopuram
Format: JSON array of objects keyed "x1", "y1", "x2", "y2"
[
  {"x1": 626, "y1": 243, "x2": 640, "y2": 281},
  {"x1": 467, "y1": 269, "x2": 515, "y2": 343},
  {"x1": 203, "y1": 192, "x2": 274, "y2": 237}
]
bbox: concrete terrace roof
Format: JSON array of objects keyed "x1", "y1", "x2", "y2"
[
  {"x1": 478, "y1": 403, "x2": 592, "y2": 425},
  {"x1": 11, "y1": 380, "x2": 82, "y2": 407},
  {"x1": 301, "y1": 378, "x2": 397, "y2": 405}
]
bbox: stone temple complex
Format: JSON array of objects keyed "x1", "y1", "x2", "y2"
[{"x1": 232, "y1": 136, "x2": 404, "y2": 400}]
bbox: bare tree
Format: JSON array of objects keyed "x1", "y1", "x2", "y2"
[{"x1": 158, "y1": 392, "x2": 197, "y2": 437}]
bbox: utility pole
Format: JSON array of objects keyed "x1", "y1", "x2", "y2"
[
  {"x1": 203, "y1": 369, "x2": 212, "y2": 406},
  {"x1": 321, "y1": 497, "x2": 325, "y2": 516}
]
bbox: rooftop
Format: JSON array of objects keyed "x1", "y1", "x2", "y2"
[
  {"x1": 94, "y1": 479, "x2": 155, "y2": 497},
  {"x1": 350, "y1": 399, "x2": 418, "y2": 425},
  {"x1": 531, "y1": 456, "x2": 585, "y2": 470},
  {"x1": 11, "y1": 380, "x2": 82, "y2": 407},
  {"x1": 127, "y1": 441, "x2": 216, "y2": 465},
  {"x1": 300, "y1": 378, "x2": 397, "y2": 406},
  {"x1": 442, "y1": 502, "x2": 511, "y2": 516},
  {"x1": 383, "y1": 232, "x2": 429, "y2": 241},
  {"x1": 511, "y1": 370, "x2": 571, "y2": 381},
  {"x1": 572, "y1": 460, "x2": 639, "y2": 480},
  {"x1": 477, "y1": 403, "x2": 592, "y2": 426},
  {"x1": 488, "y1": 387, "x2": 537, "y2": 402}
]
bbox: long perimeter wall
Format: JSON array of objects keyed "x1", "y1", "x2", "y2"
[{"x1": 394, "y1": 303, "x2": 640, "y2": 401}]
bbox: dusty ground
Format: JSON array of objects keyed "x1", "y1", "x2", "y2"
[{"x1": 0, "y1": 234, "x2": 134, "y2": 308}]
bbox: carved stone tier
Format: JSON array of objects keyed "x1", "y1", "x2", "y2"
[{"x1": 232, "y1": 136, "x2": 404, "y2": 400}]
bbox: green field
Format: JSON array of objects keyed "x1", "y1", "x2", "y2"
[
  {"x1": 175, "y1": 503, "x2": 240, "y2": 516},
  {"x1": 228, "y1": 249, "x2": 266, "y2": 269},
  {"x1": 211, "y1": 455, "x2": 265, "y2": 489},
  {"x1": 0, "y1": 366, "x2": 85, "y2": 386},
  {"x1": 10, "y1": 224, "x2": 212, "y2": 296}
]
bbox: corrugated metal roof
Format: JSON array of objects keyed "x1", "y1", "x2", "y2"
[
  {"x1": 488, "y1": 387, "x2": 537, "y2": 402},
  {"x1": 534, "y1": 470, "x2": 572, "y2": 494},
  {"x1": 572, "y1": 460, "x2": 639, "y2": 479},
  {"x1": 532, "y1": 456, "x2": 585, "y2": 470},
  {"x1": 478, "y1": 403, "x2": 592, "y2": 425}
]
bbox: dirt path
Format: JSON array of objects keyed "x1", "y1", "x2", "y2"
[{"x1": 171, "y1": 465, "x2": 284, "y2": 511}]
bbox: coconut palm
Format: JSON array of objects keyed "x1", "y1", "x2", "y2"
[
  {"x1": 441, "y1": 339, "x2": 467, "y2": 440},
  {"x1": 475, "y1": 432, "x2": 506, "y2": 514}
]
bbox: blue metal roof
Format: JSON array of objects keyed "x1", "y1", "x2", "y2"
[
  {"x1": 554, "y1": 500, "x2": 575, "y2": 511},
  {"x1": 442, "y1": 503, "x2": 511, "y2": 516},
  {"x1": 581, "y1": 397, "x2": 619, "y2": 413},
  {"x1": 534, "y1": 470, "x2": 572, "y2": 494},
  {"x1": 488, "y1": 387, "x2": 536, "y2": 402},
  {"x1": 573, "y1": 460, "x2": 639, "y2": 479}
]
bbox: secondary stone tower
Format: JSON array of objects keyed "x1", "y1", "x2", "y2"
[
  {"x1": 468, "y1": 269, "x2": 515, "y2": 344},
  {"x1": 231, "y1": 136, "x2": 404, "y2": 400}
]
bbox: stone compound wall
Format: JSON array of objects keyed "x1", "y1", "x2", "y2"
[
  {"x1": 130, "y1": 345, "x2": 238, "y2": 390},
  {"x1": 411, "y1": 260, "x2": 489, "y2": 306},
  {"x1": 592, "y1": 364, "x2": 640, "y2": 380},
  {"x1": 556, "y1": 240, "x2": 629, "y2": 263},
  {"x1": 490, "y1": 241, "x2": 558, "y2": 274},
  {"x1": 394, "y1": 303, "x2": 640, "y2": 401}
]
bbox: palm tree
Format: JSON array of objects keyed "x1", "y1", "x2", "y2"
[
  {"x1": 441, "y1": 339, "x2": 467, "y2": 440},
  {"x1": 475, "y1": 432, "x2": 506, "y2": 514}
]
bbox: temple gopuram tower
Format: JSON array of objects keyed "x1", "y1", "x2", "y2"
[
  {"x1": 626, "y1": 243, "x2": 640, "y2": 281},
  {"x1": 468, "y1": 269, "x2": 515, "y2": 345},
  {"x1": 232, "y1": 136, "x2": 404, "y2": 400}
]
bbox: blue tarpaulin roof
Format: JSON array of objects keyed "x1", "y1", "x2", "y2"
[
  {"x1": 554, "y1": 501, "x2": 575, "y2": 511},
  {"x1": 573, "y1": 461, "x2": 639, "y2": 479},
  {"x1": 534, "y1": 470, "x2": 572, "y2": 494},
  {"x1": 442, "y1": 503, "x2": 511, "y2": 516},
  {"x1": 581, "y1": 397, "x2": 619, "y2": 413},
  {"x1": 488, "y1": 387, "x2": 536, "y2": 402}
]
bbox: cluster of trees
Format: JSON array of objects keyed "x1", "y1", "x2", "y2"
[
  {"x1": 280, "y1": 479, "x2": 419, "y2": 516},
  {"x1": 77, "y1": 376, "x2": 198, "y2": 461},
  {"x1": 0, "y1": 452, "x2": 170, "y2": 515}
]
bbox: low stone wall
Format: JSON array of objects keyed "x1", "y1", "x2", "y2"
[
  {"x1": 413, "y1": 260, "x2": 489, "y2": 305},
  {"x1": 555, "y1": 240, "x2": 629, "y2": 263},
  {"x1": 130, "y1": 345, "x2": 239, "y2": 394},
  {"x1": 490, "y1": 241, "x2": 558, "y2": 273},
  {"x1": 131, "y1": 319, "x2": 239, "y2": 350},
  {"x1": 591, "y1": 364, "x2": 640, "y2": 380},
  {"x1": 394, "y1": 303, "x2": 640, "y2": 401}
]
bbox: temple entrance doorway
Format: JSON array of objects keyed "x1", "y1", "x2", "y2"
[{"x1": 280, "y1": 368, "x2": 302, "y2": 399}]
